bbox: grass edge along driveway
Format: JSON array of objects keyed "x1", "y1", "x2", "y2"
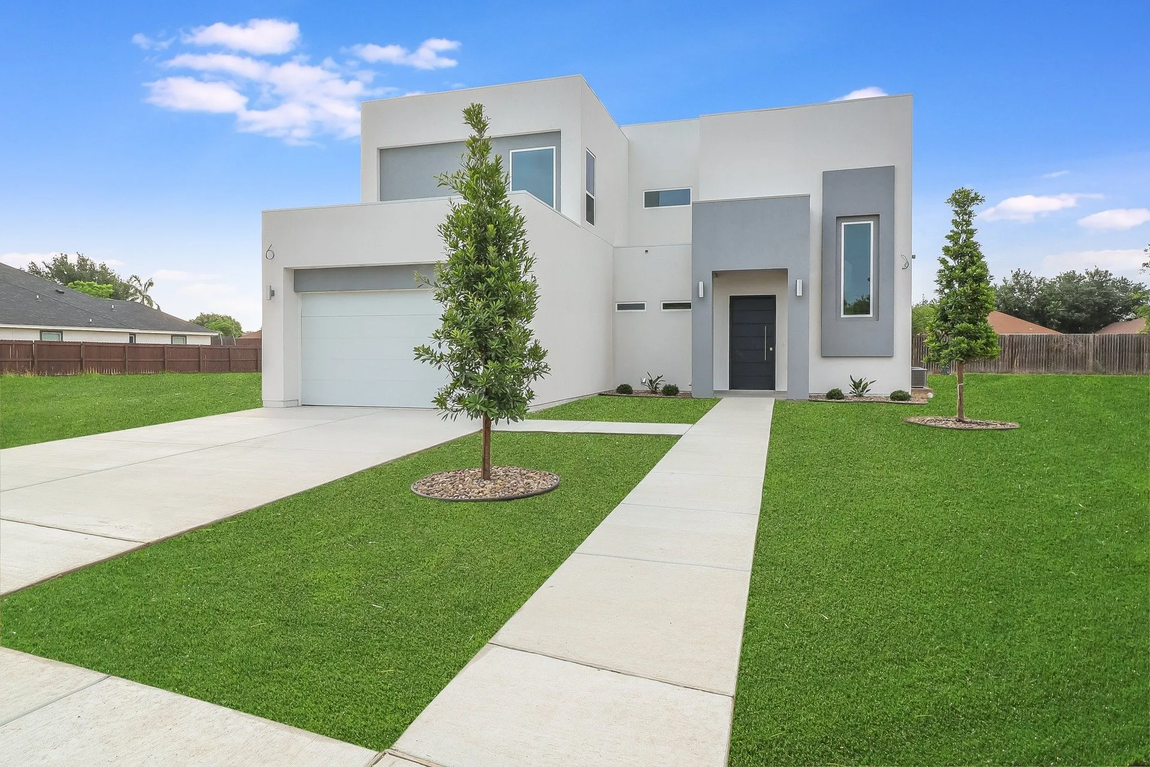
[
  {"x1": 730, "y1": 374, "x2": 1148, "y2": 766},
  {"x1": 1, "y1": 430, "x2": 677, "y2": 751}
]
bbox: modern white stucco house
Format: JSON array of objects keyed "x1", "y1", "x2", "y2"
[{"x1": 261, "y1": 75, "x2": 912, "y2": 408}]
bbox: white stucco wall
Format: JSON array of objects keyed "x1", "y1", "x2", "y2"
[
  {"x1": 712, "y1": 270, "x2": 790, "y2": 392},
  {"x1": 621, "y1": 119, "x2": 699, "y2": 247},
  {"x1": 612, "y1": 245, "x2": 692, "y2": 390},
  {"x1": 698, "y1": 95, "x2": 913, "y2": 395},
  {"x1": 579, "y1": 80, "x2": 630, "y2": 247}
]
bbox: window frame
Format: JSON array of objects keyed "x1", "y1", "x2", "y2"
[
  {"x1": 584, "y1": 149, "x2": 596, "y2": 226},
  {"x1": 39, "y1": 330, "x2": 63, "y2": 341},
  {"x1": 509, "y1": 146, "x2": 557, "y2": 208},
  {"x1": 643, "y1": 188, "x2": 692, "y2": 209},
  {"x1": 170, "y1": 335, "x2": 187, "y2": 345},
  {"x1": 839, "y1": 217, "x2": 876, "y2": 319},
  {"x1": 661, "y1": 300, "x2": 692, "y2": 312},
  {"x1": 615, "y1": 301, "x2": 646, "y2": 312},
  {"x1": 128, "y1": 333, "x2": 136, "y2": 344}
]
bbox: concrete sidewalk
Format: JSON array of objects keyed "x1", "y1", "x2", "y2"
[
  {"x1": 0, "y1": 648, "x2": 376, "y2": 766},
  {"x1": 386, "y1": 397, "x2": 774, "y2": 766},
  {"x1": 494, "y1": 419, "x2": 691, "y2": 435},
  {"x1": 0, "y1": 406, "x2": 475, "y2": 595}
]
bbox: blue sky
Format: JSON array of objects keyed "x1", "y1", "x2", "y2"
[{"x1": 1, "y1": 1, "x2": 1147, "y2": 329}]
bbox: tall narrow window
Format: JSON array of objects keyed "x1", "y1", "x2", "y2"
[
  {"x1": 840, "y1": 219, "x2": 875, "y2": 317},
  {"x1": 585, "y1": 149, "x2": 596, "y2": 225},
  {"x1": 509, "y1": 147, "x2": 556, "y2": 207}
]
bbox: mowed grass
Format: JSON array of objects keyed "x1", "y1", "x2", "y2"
[
  {"x1": 529, "y1": 394, "x2": 720, "y2": 423},
  {"x1": 0, "y1": 372, "x2": 262, "y2": 448},
  {"x1": 0, "y1": 431, "x2": 676, "y2": 750},
  {"x1": 730, "y1": 374, "x2": 1149, "y2": 765}
]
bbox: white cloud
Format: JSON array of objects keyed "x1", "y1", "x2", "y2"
[
  {"x1": 146, "y1": 77, "x2": 248, "y2": 113},
  {"x1": 184, "y1": 19, "x2": 299, "y2": 55},
  {"x1": 351, "y1": 38, "x2": 461, "y2": 69},
  {"x1": 154, "y1": 269, "x2": 220, "y2": 282},
  {"x1": 1042, "y1": 170, "x2": 1069, "y2": 178},
  {"x1": 132, "y1": 33, "x2": 172, "y2": 51},
  {"x1": 0, "y1": 252, "x2": 47, "y2": 268},
  {"x1": 1077, "y1": 208, "x2": 1150, "y2": 231},
  {"x1": 983, "y1": 193, "x2": 1102, "y2": 222},
  {"x1": 1041, "y1": 248, "x2": 1148, "y2": 277},
  {"x1": 835, "y1": 86, "x2": 888, "y2": 101}
]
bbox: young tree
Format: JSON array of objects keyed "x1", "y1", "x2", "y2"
[
  {"x1": 415, "y1": 103, "x2": 550, "y2": 480},
  {"x1": 925, "y1": 188, "x2": 999, "y2": 421},
  {"x1": 191, "y1": 312, "x2": 243, "y2": 337},
  {"x1": 126, "y1": 274, "x2": 159, "y2": 310}
]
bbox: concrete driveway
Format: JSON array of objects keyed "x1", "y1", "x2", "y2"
[{"x1": 0, "y1": 407, "x2": 476, "y2": 595}]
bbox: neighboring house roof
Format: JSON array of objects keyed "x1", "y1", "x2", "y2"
[
  {"x1": 0, "y1": 262, "x2": 213, "y2": 335},
  {"x1": 988, "y1": 310, "x2": 1060, "y2": 335},
  {"x1": 1096, "y1": 317, "x2": 1146, "y2": 334},
  {"x1": 241, "y1": 329, "x2": 262, "y2": 339}
]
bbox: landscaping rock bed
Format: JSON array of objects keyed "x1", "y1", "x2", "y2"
[
  {"x1": 810, "y1": 390, "x2": 931, "y2": 405},
  {"x1": 599, "y1": 390, "x2": 694, "y2": 398},
  {"x1": 412, "y1": 466, "x2": 560, "y2": 501},
  {"x1": 904, "y1": 415, "x2": 1020, "y2": 430}
]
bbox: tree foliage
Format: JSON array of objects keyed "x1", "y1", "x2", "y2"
[
  {"x1": 414, "y1": 103, "x2": 550, "y2": 479},
  {"x1": 125, "y1": 274, "x2": 160, "y2": 310},
  {"x1": 27, "y1": 253, "x2": 131, "y2": 299},
  {"x1": 191, "y1": 312, "x2": 243, "y2": 337},
  {"x1": 925, "y1": 188, "x2": 998, "y2": 421},
  {"x1": 995, "y1": 268, "x2": 1145, "y2": 333},
  {"x1": 67, "y1": 280, "x2": 115, "y2": 299},
  {"x1": 911, "y1": 300, "x2": 937, "y2": 335}
]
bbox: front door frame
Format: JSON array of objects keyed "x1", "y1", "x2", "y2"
[{"x1": 728, "y1": 294, "x2": 777, "y2": 390}]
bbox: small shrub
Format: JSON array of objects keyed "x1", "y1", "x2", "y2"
[
  {"x1": 662, "y1": 384, "x2": 680, "y2": 397},
  {"x1": 889, "y1": 389, "x2": 911, "y2": 401},
  {"x1": 826, "y1": 388, "x2": 845, "y2": 400},
  {"x1": 848, "y1": 375, "x2": 875, "y2": 397},
  {"x1": 643, "y1": 372, "x2": 664, "y2": 394},
  {"x1": 615, "y1": 383, "x2": 633, "y2": 394}
]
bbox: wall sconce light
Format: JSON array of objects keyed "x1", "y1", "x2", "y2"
[
  {"x1": 267, "y1": 285, "x2": 276, "y2": 300},
  {"x1": 796, "y1": 278, "x2": 803, "y2": 297},
  {"x1": 698, "y1": 280, "x2": 705, "y2": 299}
]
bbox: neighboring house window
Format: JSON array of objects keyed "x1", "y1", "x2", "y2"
[
  {"x1": 616, "y1": 302, "x2": 646, "y2": 311},
  {"x1": 40, "y1": 330, "x2": 62, "y2": 341},
  {"x1": 644, "y1": 188, "x2": 691, "y2": 208},
  {"x1": 171, "y1": 335, "x2": 187, "y2": 344},
  {"x1": 128, "y1": 334, "x2": 136, "y2": 344},
  {"x1": 840, "y1": 219, "x2": 875, "y2": 317},
  {"x1": 509, "y1": 147, "x2": 556, "y2": 207},
  {"x1": 661, "y1": 300, "x2": 692, "y2": 311},
  {"x1": 585, "y1": 150, "x2": 596, "y2": 225}
]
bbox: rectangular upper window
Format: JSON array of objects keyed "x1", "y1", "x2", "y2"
[
  {"x1": 661, "y1": 300, "x2": 692, "y2": 311},
  {"x1": 171, "y1": 335, "x2": 187, "y2": 345},
  {"x1": 510, "y1": 147, "x2": 556, "y2": 207},
  {"x1": 644, "y1": 188, "x2": 691, "y2": 208},
  {"x1": 40, "y1": 330, "x2": 62, "y2": 341},
  {"x1": 840, "y1": 219, "x2": 875, "y2": 317},
  {"x1": 616, "y1": 302, "x2": 646, "y2": 312},
  {"x1": 585, "y1": 150, "x2": 596, "y2": 225}
]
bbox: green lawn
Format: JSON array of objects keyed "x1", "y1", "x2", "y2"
[
  {"x1": 0, "y1": 372, "x2": 262, "y2": 448},
  {"x1": 730, "y1": 374, "x2": 1149, "y2": 765},
  {"x1": 0, "y1": 431, "x2": 676, "y2": 750},
  {"x1": 529, "y1": 394, "x2": 720, "y2": 423}
]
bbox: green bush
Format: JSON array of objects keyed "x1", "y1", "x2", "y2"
[
  {"x1": 889, "y1": 389, "x2": 911, "y2": 401},
  {"x1": 662, "y1": 384, "x2": 680, "y2": 397},
  {"x1": 825, "y1": 388, "x2": 845, "y2": 400},
  {"x1": 615, "y1": 383, "x2": 633, "y2": 394}
]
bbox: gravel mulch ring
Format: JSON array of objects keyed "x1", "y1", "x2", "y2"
[
  {"x1": 599, "y1": 390, "x2": 694, "y2": 398},
  {"x1": 412, "y1": 466, "x2": 561, "y2": 501},
  {"x1": 904, "y1": 416, "x2": 1020, "y2": 430}
]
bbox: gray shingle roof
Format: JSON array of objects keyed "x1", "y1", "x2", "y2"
[{"x1": 0, "y1": 263, "x2": 213, "y2": 335}]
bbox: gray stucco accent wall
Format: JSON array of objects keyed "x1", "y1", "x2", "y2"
[
  {"x1": 821, "y1": 166, "x2": 896, "y2": 357},
  {"x1": 691, "y1": 195, "x2": 811, "y2": 399},
  {"x1": 294, "y1": 264, "x2": 437, "y2": 292},
  {"x1": 379, "y1": 132, "x2": 562, "y2": 206}
]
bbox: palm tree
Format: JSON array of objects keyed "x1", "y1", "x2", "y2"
[{"x1": 126, "y1": 275, "x2": 159, "y2": 311}]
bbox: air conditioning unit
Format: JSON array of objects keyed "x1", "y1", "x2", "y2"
[{"x1": 911, "y1": 367, "x2": 927, "y2": 389}]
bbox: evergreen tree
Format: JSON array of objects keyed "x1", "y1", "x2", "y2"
[
  {"x1": 415, "y1": 103, "x2": 550, "y2": 479},
  {"x1": 925, "y1": 188, "x2": 999, "y2": 421}
]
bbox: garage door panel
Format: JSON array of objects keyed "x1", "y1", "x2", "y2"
[{"x1": 300, "y1": 290, "x2": 448, "y2": 407}]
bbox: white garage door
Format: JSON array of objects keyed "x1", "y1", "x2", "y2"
[{"x1": 300, "y1": 290, "x2": 447, "y2": 407}]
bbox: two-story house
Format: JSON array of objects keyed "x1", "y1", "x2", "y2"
[{"x1": 261, "y1": 75, "x2": 912, "y2": 408}]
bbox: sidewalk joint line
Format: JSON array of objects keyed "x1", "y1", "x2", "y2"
[
  {"x1": 573, "y1": 550, "x2": 751, "y2": 573},
  {"x1": 0, "y1": 517, "x2": 146, "y2": 543},
  {"x1": 0, "y1": 673, "x2": 110, "y2": 728}
]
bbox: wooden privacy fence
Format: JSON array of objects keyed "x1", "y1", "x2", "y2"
[
  {"x1": 0, "y1": 340, "x2": 261, "y2": 376},
  {"x1": 912, "y1": 333, "x2": 1150, "y2": 375}
]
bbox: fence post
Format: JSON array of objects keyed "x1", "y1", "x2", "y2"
[
  {"x1": 163, "y1": 345, "x2": 168, "y2": 373},
  {"x1": 79, "y1": 342, "x2": 85, "y2": 374},
  {"x1": 228, "y1": 347, "x2": 234, "y2": 373},
  {"x1": 32, "y1": 340, "x2": 37, "y2": 375},
  {"x1": 124, "y1": 342, "x2": 129, "y2": 374},
  {"x1": 198, "y1": 344, "x2": 204, "y2": 373}
]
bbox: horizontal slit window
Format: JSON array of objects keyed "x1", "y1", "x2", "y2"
[
  {"x1": 644, "y1": 188, "x2": 691, "y2": 208},
  {"x1": 661, "y1": 301, "x2": 692, "y2": 311},
  {"x1": 616, "y1": 302, "x2": 646, "y2": 312}
]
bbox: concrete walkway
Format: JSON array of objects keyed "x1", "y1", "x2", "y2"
[
  {"x1": 0, "y1": 406, "x2": 474, "y2": 595},
  {"x1": 0, "y1": 648, "x2": 376, "y2": 766},
  {"x1": 494, "y1": 419, "x2": 691, "y2": 435},
  {"x1": 386, "y1": 397, "x2": 774, "y2": 767}
]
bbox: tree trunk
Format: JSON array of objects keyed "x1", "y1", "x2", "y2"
[
  {"x1": 955, "y1": 360, "x2": 966, "y2": 422},
  {"x1": 481, "y1": 414, "x2": 492, "y2": 480}
]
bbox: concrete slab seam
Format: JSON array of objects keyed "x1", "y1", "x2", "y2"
[
  {"x1": 0, "y1": 674, "x2": 110, "y2": 728},
  {"x1": 572, "y1": 550, "x2": 752, "y2": 573}
]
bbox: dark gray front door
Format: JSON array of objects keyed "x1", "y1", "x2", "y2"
[{"x1": 729, "y1": 295, "x2": 776, "y2": 390}]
